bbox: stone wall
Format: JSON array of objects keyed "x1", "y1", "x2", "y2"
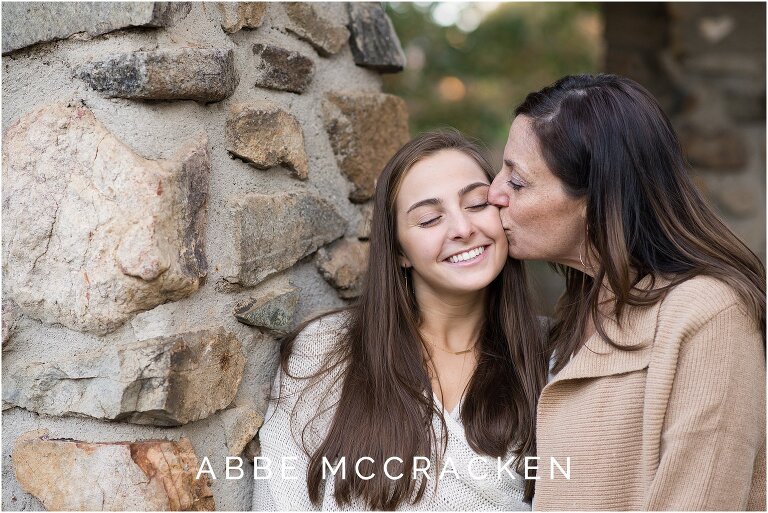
[
  {"x1": 1, "y1": 2, "x2": 408, "y2": 510},
  {"x1": 604, "y1": 2, "x2": 766, "y2": 261}
]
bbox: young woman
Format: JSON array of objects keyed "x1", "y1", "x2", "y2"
[
  {"x1": 488, "y1": 73, "x2": 766, "y2": 510},
  {"x1": 253, "y1": 130, "x2": 548, "y2": 510}
]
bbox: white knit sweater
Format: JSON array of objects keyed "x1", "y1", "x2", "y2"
[{"x1": 252, "y1": 312, "x2": 530, "y2": 511}]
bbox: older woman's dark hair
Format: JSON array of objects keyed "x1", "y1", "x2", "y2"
[
  {"x1": 516, "y1": 73, "x2": 765, "y2": 373},
  {"x1": 278, "y1": 129, "x2": 547, "y2": 508}
]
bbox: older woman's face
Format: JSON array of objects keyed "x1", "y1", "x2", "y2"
[{"x1": 488, "y1": 116, "x2": 586, "y2": 267}]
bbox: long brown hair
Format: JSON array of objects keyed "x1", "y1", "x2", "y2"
[
  {"x1": 515, "y1": 74, "x2": 765, "y2": 373},
  {"x1": 278, "y1": 129, "x2": 547, "y2": 508}
]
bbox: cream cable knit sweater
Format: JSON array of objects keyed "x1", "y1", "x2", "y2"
[{"x1": 252, "y1": 312, "x2": 530, "y2": 511}]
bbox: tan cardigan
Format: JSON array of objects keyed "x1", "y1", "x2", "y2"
[{"x1": 533, "y1": 275, "x2": 765, "y2": 511}]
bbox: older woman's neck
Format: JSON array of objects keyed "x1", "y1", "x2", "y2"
[{"x1": 414, "y1": 287, "x2": 486, "y2": 352}]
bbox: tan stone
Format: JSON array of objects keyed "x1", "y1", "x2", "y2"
[
  {"x1": 219, "y1": 405, "x2": 265, "y2": 456},
  {"x1": 227, "y1": 192, "x2": 346, "y2": 287},
  {"x1": 315, "y1": 238, "x2": 369, "y2": 299},
  {"x1": 218, "y1": 2, "x2": 267, "y2": 33},
  {"x1": 284, "y1": 3, "x2": 349, "y2": 57},
  {"x1": 3, "y1": 327, "x2": 245, "y2": 426},
  {"x1": 12, "y1": 430, "x2": 214, "y2": 511},
  {"x1": 2, "y1": 104, "x2": 209, "y2": 335},
  {"x1": 322, "y1": 92, "x2": 410, "y2": 202},
  {"x1": 226, "y1": 102, "x2": 309, "y2": 180},
  {"x1": 356, "y1": 202, "x2": 374, "y2": 240}
]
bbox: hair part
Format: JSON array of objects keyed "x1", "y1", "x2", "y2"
[
  {"x1": 515, "y1": 73, "x2": 766, "y2": 373},
  {"x1": 277, "y1": 128, "x2": 548, "y2": 508}
]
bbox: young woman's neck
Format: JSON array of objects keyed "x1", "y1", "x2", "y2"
[{"x1": 413, "y1": 284, "x2": 486, "y2": 353}]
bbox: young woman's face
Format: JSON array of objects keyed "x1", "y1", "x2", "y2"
[
  {"x1": 395, "y1": 149, "x2": 508, "y2": 298},
  {"x1": 488, "y1": 115, "x2": 586, "y2": 266}
]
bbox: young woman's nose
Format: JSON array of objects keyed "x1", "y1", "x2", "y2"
[
  {"x1": 488, "y1": 174, "x2": 509, "y2": 207},
  {"x1": 448, "y1": 212, "x2": 475, "y2": 240}
]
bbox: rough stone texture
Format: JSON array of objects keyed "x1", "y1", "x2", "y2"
[
  {"x1": 253, "y1": 43, "x2": 315, "y2": 94},
  {"x1": 3, "y1": 328, "x2": 244, "y2": 425},
  {"x1": 12, "y1": 430, "x2": 214, "y2": 510},
  {"x1": 356, "y1": 203, "x2": 374, "y2": 241},
  {"x1": 347, "y1": 3, "x2": 406, "y2": 73},
  {"x1": 77, "y1": 48, "x2": 238, "y2": 103},
  {"x1": 226, "y1": 102, "x2": 309, "y2": 180},
  {"x1": 234, "y1": 283, "x2": 300, "y2": 333},
  {"x1": 285, "y1": 3, "x2": 350, "y2": 57},
  {"x1": 678, "y1": 124, "x2": 749, "y2": 170},
  {"x1": 219, "y1": 405, "x2": 264, "y2": 457},
  {"x1": 2, "y1": 300, "x2": 22, "y2": 350},
  {"x1": 1, "y1": 3, "x2": 191, "y2": 54},
  {"x1": 2, "y1": 104, "x2": 209, "y2": 335},
  {"x1": 227, "y1": 192, "x2": 347, "y2": 288},
  {"x1": 315, "y1": 238, "x2": 369, "y2": 299},
  {"x1": 218, "y1": 2, "x2": 267, "y2": 33},
  {"x1": 322, "y1": 92, "x2": 410, "y2": 202},
  {"x1": 3, "y1": 327, "x2": 244, "y2": 426}
]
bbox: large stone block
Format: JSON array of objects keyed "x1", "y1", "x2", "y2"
[
  {"x1": 284, "y1": 3, "x2": 349, "y2": 57},
  {"x1": 227, "y1": 192, "x2": 346, "y2": 287},
  {"x1": 226, "y1": 102, "x2": 309, "y2": 180},
  {"x1": 347, "y1": 3, "x2": 406, "y2": 73},
  {"x1": 678, "y1": 124, "x2": 749, "y2": 170},
  {"x1": 253, "y1": 43, "x2": 315, "y2": 94},
  {"x1": 2, "y1": 104, "x2": 209, "y2": 335},
  {"x1": 2, "y1": 2, "x2": 191, "y2": 54},
  {"x1": 3, "y1": 327, "x2": 245, "y2": 426},
  {"x1": 234, "y1": 283, "x2": 300, "y2": 333},
  {"x1": 322, "y1": 92, "x2": 410, "y2": 202},
  {"x1": 78, "y1": 48, "x2": 238, "y2": 103},
  {"x1": 315, "y1": 238, "x2": 369, "y2": 299},
  {"x1": 219, "y1": 405, "x2": 265, "y2": 456},
  {"x1": 218, "y1": 2, "x2": 267, "y2": 33},
  {"x1": 12, "y1": 430, "x2": 214, "y2": 510}
]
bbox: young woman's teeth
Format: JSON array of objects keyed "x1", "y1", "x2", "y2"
[{"x1": 448, "y1": 246, "x2": 485, "y2": 263}]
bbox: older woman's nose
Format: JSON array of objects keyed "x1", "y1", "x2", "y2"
[{"x1": 488, "y1": 174, "x2": 509, "y2": 207}]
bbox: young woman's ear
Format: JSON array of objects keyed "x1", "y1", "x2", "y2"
[{"x1": 398, "y1": 251, "x2": 412, "y2": 269}]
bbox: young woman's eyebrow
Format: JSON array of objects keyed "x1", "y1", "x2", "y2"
[
  {"x1": 406, "y1": 182, "x2": 490, "y2": 214},
  {"x1": 406, "y1": 197, "x2": 441, "y2": 214},
  {"x1": 458, "y1": 182, "x2": 490, "y2": 197}
]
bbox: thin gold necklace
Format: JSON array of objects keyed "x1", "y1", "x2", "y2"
[{"x1": 426, "y1": 338, "x2": 478, "y2": 355}]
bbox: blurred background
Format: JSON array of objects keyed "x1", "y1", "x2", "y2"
[{"x1": 381, "y1": 2, "x2": 766, "y2": 313}]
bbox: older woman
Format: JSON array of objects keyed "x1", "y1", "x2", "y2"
[{"x1": 488, "y1": 74, "x2": 765, "y2": 510}]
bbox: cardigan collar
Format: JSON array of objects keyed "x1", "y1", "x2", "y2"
[{"x1": 548, "y1": 274, "x2": 670, "y2": 384}]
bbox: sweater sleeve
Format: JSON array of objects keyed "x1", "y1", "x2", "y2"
[
  {"x1": 252, "y1": 314, "x2": 348, "y2": 511},
  {"x1": 643, "y1": 301, "x2": 766, "y2": 510}
]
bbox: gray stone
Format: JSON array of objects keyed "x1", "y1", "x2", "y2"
[
  {"x1": 226, "y1": 102, "x2": 309, "y2": 180},
  {"x1": 678, "y1": 124, "x2": 749, "y2": 170},
  {"x1": 3, "y1": 327, "x2": 245, "y2": 426},
  {"x1": 2, "y1": 2, "x2": 191, "y2": 54},
  {"x1": 322, "y1": 92, "x2": 410, "y2": 202},
  {"x1": 219, "y1": 405, "x2": 265, "y2": 456},
  {"x1": 12, "y1": 430, "x2": 214, "y2": 510},
  {"x1": 77, "y1": 48, "x2": 238, "y2": 103},
  {"x1": 227, "y1": 192, "x2": 347, "y2": 287},
  {"x1": 2, "y1": 104, "x2": 209, "y2": 335},
  {"x1": 234, "y1": 283, "x2": 300, "y2": 333},
  {"x1": 218, "y1": 2, "x2": 267, "y2": 33},
  {"x1": 253, "y1": 43, "x2": 315, "y2": 94},
  {"x1": 2, "y1": 300, "x2": 22, "y2": 350},
  {"x1": 285, "y1": 3, "x2": 349, "y2": 57},
  {"x1": 316, "y1": 238, "x2": 369, "y2": 299},
  {"x1": 347, "y1": 3, "x2": 406, "y2": 73}
]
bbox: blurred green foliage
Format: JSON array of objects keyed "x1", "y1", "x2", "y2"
[{"x1": 382, "y1": 2, "x2": 603, "y2": 152}]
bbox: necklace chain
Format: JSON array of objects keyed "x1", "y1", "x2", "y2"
[{"x1": 426, "y1": 338, "x2": 478, "y2": 355}]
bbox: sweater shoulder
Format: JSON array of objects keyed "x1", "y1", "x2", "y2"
[
  {"x1": 656, "y1": 275, "x2": 749, "y2": 334},
  {"x1": 286, "y1": 310, "x2": 350, "y2": 373}
]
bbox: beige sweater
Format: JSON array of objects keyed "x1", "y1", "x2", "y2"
[{"x1": 533, "y1": 275, "x2": 766, "y2": 510}]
